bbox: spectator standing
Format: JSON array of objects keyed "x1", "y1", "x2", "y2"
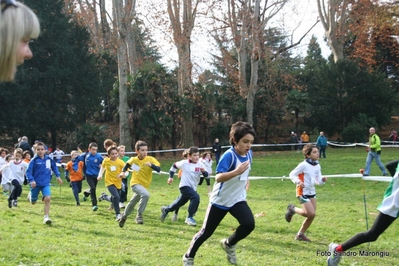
[
  {"x1": 301, "y1": 131, "x2": 309, "y2": 144},
  {"x1": 212, "y1": 138, "x2": 222, "y2": 165},
  {"x1": 17, "y1": 136, "x2": 33, "y2": 157},
  {"x1": 316, "y1": 131, "x2": 328, "y2": 158},
  {"x1": 290, "y1": 132, "x2": 298, "y2": 151},
  {"x1": 389, "y1": 129, "x2": 397, "y2": 144},
  {"x1": 363, "y1": 127, "x2": 387, "y2": 176}
]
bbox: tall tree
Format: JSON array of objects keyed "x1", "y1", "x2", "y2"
[
  {"x1": 166, "y1": 0, "x2": 200, "y2": 147},
  {"x1": 214, "y1": 0, "x2": 316, "y2": 125},
  {"x1": 307, "y1": 60, "x2": 398, "y2": 134},
  {"x1": 0, "y1": 0, "x2": 105, "y2": 148},
  {"x1": 346, "y1": 0, "x2": 399, "y2": 78},
  {"x1": 317, "y1": 0, "x2": 351, "y2": 62},
  {"x1": 113, "y1": 0, "x2": 137, "y2": 150}
]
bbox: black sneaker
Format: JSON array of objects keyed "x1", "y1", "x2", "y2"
[
  {"x1": 118, "y1": 213, "x2": 127, "y2": 228},
  {"x1": 285, "y1": 204, "x2": 295, "y2": 222},
  {"x1": 98, "y1": 192, "x2": 107, "y2": 202},
  {"x1": 12, "y1": 200, "x2": 17, "y2": 207},
  {"x1": 160, "y1": 206, "x2": 168, "y2": 222}
]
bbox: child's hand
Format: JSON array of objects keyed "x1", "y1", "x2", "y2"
[
  {"x1": 30, "y1": 181, "x2": 36, "y2": 188},
  {"x1": 56, "y1": 177, "x2": 63, "y2": 185},
  {"x1": 167, "y1": 177, "x2": 173, "y2": 185},
  {"x1": 322, "y1": 177, "x2": 327, "y2": 182},
  {"x1": 118, "y1": 172, "x2": 125, "y2": 178},
  {"x1": 97, "y1": 176, "x2": 102, "y2": 181},
  {"x1": 145, "y1": 162, "x2": 151, "y2": 167},
  {"x1": 297, "y1": 181, "x2": 305, "y2": 188},
  {"x1": 236, "y1": 161, "x2": 250, "y2": 175},
  {"x1": 200, "y1": 167, "x2": 205, "y2": 172}
]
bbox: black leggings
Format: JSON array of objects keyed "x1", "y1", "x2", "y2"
[
  {"x1": 9, "y1": 179, "x2": 22, "y2": 200},
  {"x1": 342, "y1": 212, "x2": 396, "y2": 251},
  {"x1": 186, "y1": 201, "x2": 255, "y2": 258},
  {"x1": 198, "y1": 177, "x2": 210, "y2": 186}
]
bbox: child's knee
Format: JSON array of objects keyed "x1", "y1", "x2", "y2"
[
  {"x1": 43, "y1": 196, "x2": 51, "y2": 202},
  {"x1": 306, "y1": 211, "x2": 316, "y2": 219}
]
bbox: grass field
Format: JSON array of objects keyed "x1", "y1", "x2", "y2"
[{"x1": 1, "y1": 147, "x2": 398, "y2": 265}]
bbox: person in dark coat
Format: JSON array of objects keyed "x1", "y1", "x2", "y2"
[{"x1": 212, "y1": 138, "x2": 222, "y2": 165}]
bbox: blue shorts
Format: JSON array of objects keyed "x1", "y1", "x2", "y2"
[
  {"x1": 297, "y1": 194, "x2": 316, "y2": 204},
  {"x1": 30, "y1": 185, "x2": 51, "y2": 202}
]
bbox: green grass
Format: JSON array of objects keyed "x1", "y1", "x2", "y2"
[{"x1": 1, "y1": 147, "x2": 398, "y2": 265}]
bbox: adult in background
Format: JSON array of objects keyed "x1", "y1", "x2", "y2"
[
  {"x1": 290, "y1": 132, "x2": 298, "y2": 151},
  {"x1": 212, "y1": 138, "x2": 222, "y2": 165},
  {"x1": 0, "y1": 0, "x2": 40, "y2": 82},
  {"x1": 17, "y1": 136, "x2": 33, "y2": 157},
  {"x1": 388, "y1": 129, "x2": 397, "y2": 144},
  {"x1": 362, "y1": 127, "x2": 387, "y2": 176},
  {"x1": 316, "y1": 131, "x2": 327, "y2": 158},
  {"x1": 300, "y1": 131, "x2": 310, "y2": 150}
]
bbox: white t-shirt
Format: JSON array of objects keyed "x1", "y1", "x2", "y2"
[
  {"x1": 170, "y1": 159, "x2": 205, "y2": 190},
  {"x1": 200, "y1": 157, "x2": 213, "y2": 175},
  {"x1": 53, "y1": 150, "x2": 65, "y2": 159},
  {"x1": 0, "y1": 162, "x2": 11, "y2": 185},
  {"x1": 7, "y1": 160, "x2": 29, "y2": 184},
  {"x1": 0, "y1": 156, "x2": 6, "y2": 169}
]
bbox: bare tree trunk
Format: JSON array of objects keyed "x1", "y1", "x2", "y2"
[
  {"x1": 226, "y1": 0, "x2": 288, "y2": 125},
  {"x1": 99, "y1": 0, "x2": 111, "y2": 48},
  {"x1": 317, "y1": 0, "x2": 349, "y2": 62},
  {"x1": 114, "y1": 0, "x2": 136, "y2": 151},
  {"x1": 178, "y1": 43, "x2": 195, "y2": 147},
  {"x1": 167, "y1": 0, "x2": 199, "y2": 147}
]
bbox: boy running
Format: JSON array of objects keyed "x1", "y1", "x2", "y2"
[{"x1": 26, "y1": 142, "x2": 63, "y2": 224}]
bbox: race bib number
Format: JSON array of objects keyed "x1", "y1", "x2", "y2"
[
  {"x1": 131, "y1": 164, "x2": 140, "y2": 172},
  {"x1": 110, "y1": 166, "x2": 116, "y2": 172}
]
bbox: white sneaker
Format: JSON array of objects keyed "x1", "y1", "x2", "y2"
[
  {"x1": 119, "y1": 202, "x2": 125, "y2": 208},
  {"x1": 327, "y1": 243, "x2": 342, "y2": 266},
  {"x1": 185, "y1": 217, "x2": 197, "y2": 226},
  {"x1": 172, "y1": 213, "x2": 178, "y2": 222},
  {"x1": 116, "y1": 214, "x2": 122, "y2": 221},
  {"x1": 43, "y1": 217, "x2": 52, "y2": 225},
  {"x1": 182, "y1": 254, "x2": 194, "y2": 266},
  {"x1": 27, "y1": 192, "x2": 32, "y2": 203},
  {"x1": 220, "y1": 238, "x2": 237, "y2": 264}
]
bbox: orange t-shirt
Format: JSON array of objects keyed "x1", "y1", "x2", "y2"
[{"x1": 65, "y1": 161, "x2": 84, "y2": 182}]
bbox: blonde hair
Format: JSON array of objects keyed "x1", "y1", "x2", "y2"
[
  {"x1": 13, "y1": 147, "x2": 23, "y2": 156},
  {"x1": 0, "y1": 2, "x2": 40, "y2": 81}
]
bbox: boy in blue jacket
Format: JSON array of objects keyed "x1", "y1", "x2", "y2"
[{"x1": 26, "y1": 142, "x2": 63, "y2": 225}]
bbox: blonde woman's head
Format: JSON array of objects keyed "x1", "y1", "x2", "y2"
[{"x1": 0, "y1": 1, "x2": 40, "y2": 81}]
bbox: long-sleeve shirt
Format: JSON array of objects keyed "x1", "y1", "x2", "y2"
[
  {"x1": 369, "y1": 133, "x2": 382, "y2": 152},
  {"x1": 74, "y1": 152, "x2": 103, "y2": 176},
  {"x1": 289, "y1": 159, "x2": 324, "y2": 197},
  {"x1": 65, "y1": 161, "x2": 84, "y2": 182},
  {"x1": 316, "y1": 136, "x2": 327, "y2": 146},
  {"x1": 26, "y1": 155, "x2": 60, "y2": 186}
]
